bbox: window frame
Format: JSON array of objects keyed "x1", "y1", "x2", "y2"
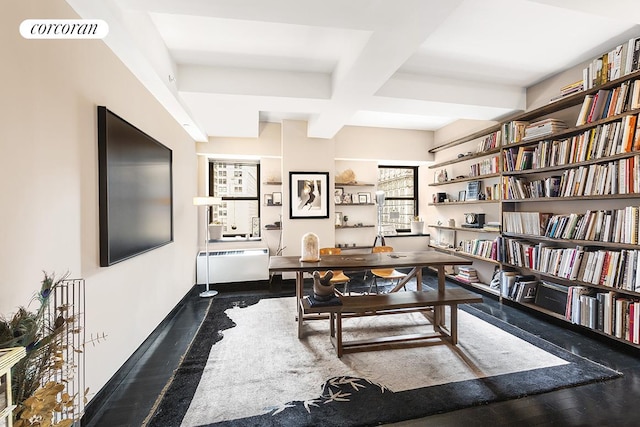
[
  {"x1": 208, "y1": 160, "x2": 261, "y2": 237},
  {"x1": 377, "y1": 165, "x2": 419, "y2": 232}
]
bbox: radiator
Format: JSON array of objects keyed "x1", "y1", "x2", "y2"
[{"x1": 196, "y1": 248, "x2": 269, "y2": 284}]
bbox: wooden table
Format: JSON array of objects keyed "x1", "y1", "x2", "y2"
[{"x1": 268, "y1": 250, "x2": 472, "y2": 338}]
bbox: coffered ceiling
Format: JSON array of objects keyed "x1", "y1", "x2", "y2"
[{"x1": 66, "y1": 0, "x2": 640, "y2": 141}]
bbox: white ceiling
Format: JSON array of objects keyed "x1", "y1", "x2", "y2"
[{"x1": 66, "y1": 0, "x2": 640, "y2": 141}]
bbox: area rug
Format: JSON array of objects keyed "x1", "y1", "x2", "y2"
[{"x1": 147, "y1": 295, "x2": 621, "y2": 427}]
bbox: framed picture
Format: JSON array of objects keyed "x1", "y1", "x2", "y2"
[
  {"x1": 458, "y1": 190, "x2": 466, "y2": 202},
  {"x1": 334, "y1": 187, "x2": 344, "y2": 204},
  {"x1": 264, "y1": 194, "x2": 273, "y2": 206},
  {"x1": 342, "y1": 193, "x2": 353, "y2": 204},
  {"x1": 272, "y1": 192, "x2": 282, "y2": 205},
  {"x1": 335, "y1": 211, "x2": 343, "y2": 227},
  {"x1": 289, "y1": 171, "x2": 329, "y2": 219},
  {"x1": 251, "y1": 217, "x2": 260, "y2": 237},
  {"x1": 467, "y1": 180, "x2": 480, "y2": 201},
  {"x1": 358, "y1": 192, "x2": 371, "y2": 204}
]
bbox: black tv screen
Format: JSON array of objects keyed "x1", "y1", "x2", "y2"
[{"x1": 97, "y1": 106, "x2": 173, "y2": 266}]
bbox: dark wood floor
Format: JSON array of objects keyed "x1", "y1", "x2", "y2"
[{"x1": 82, "y1": 273, "x2": 640, "y2": 427}]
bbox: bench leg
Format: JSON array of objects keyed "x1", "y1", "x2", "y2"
[
  {"x1": 336, "y1": 312, "x2": 343, "y2": 358},
  {"x1": 450, "y1": 304, "x2": 458, "y2": 345},
  {"x1": 330, "y1": 312, "x2": 335, "y2": 337}
]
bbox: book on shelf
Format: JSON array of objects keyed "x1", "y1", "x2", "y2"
[
  {"x1": 503, "y1": 211, "x2": 552, "y2": 236},
  {"x1": 576, "y1": 94, "x2": 594, "y2": 126},
  {"x1": 501, "y1": 121, "x2": 529, "y2": 145},
  {"x1": 630, "y1": 37, "x2": 640, "y2": 75},
  {"x1": 455, "y1": 266, "x2": 479, "y2": 284},
  {"x1": 522, "y1": 119, "x2": 567, "y2": 141}
]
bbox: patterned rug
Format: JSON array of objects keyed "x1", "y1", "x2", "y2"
[{"x1": 147, "y1": 294, "x2": 621, "y2": 426}]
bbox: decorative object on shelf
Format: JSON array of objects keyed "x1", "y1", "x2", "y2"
[
  {"x1": 462, "y1": 213, "x2": 485, "y2": 228},
  {"x1": 194, "y1": 196, "x2": 222, "y2": 297},
  {"x1": 300, "y1": 232, "x2": 320, "y2": 262},
  {"x1": 411, "y1": 216, "x2": 424, "y2": 234},
  {"x1": 289, "y1": 172, "x2": 329, "y2": 219},
  {"x1": 448, "y1": 218, "x2": 456, "y2": 227},
  {"x1": 458, "y1": 190, "x2": 466, "y2": 202},
  {"x1": 272, "y1": 192, "x2": 282, "y2": 205},
  {"x1": 251, "y1": 217, "x2": 260, "y2": 237},
  {"x1": 342, "y1": 193, "x2": 352, "y2": 204},
  {"x1": 264, "y1": 194, "x2": 273, "y2": 205},
  {"x1": 208, "y1": 222, "x2": 223, "y2": 240},
  {"x1": 437, "y1": 192, "x2": 447, "y2": 203},
  {"x1": 334, "y1": 187, "x2": 344, "y2": 204},
  {"x1": 335, "y1": 212, "x2": 343, "y2": 227},
  {"x1": 335, "y1": 168, "x2": 357, "y2": 184},
  {"x1": 342, "y1": 215, "x2": 349, "y2": 226},
  {"x1": 436, "y1": 169, "x2": 448, "y2": 183},
  {"x1": 466, "y1": 180, "x2": 481, "y2": 201},
  {"x1": 358, "y1": 192, "x2": 372, "y2": 203}
]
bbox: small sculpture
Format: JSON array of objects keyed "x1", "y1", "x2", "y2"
[
  {"x1": 336, "y1": 168, "x2": 357, "y2": 184},
  {"x1": 312, "y1": 270, "x2": 334, "y2": 301}
]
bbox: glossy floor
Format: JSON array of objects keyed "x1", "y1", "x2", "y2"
[{"x1": 83, "y1": 274, "x2": 640, "y2": 427}]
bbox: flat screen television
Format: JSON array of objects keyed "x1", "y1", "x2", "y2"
[{"x1": 97, "y1": 106, "x2": 173, "y2": 266}]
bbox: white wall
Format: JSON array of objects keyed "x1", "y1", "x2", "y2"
[
  {"x1": 198, "y1": 124, "x2": 434, "y2": 255},
  {"x1": 1, "y1": 0, "x2": 197, "y2": 401}
]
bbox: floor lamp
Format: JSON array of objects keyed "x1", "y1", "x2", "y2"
[
  {"x1": 373, "y1": 190, "x2": 386, "y2": 247},
  {"x1": 193, "y1": 196, "x2": 222, "y2": 298}
]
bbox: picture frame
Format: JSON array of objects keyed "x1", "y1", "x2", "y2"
[
  {"x1": 334, "y1": 187, "x2": 344, "y2": 204},
  {"x1": 358, "y1": 192, "x2": 371, "y2": 204},
  {"x1": 251, "y1": 217, "x2": 260, "y2": 237},
  {"x1": 264, "y1": 194, "x2": 273, "y2": 206},
  {"x1": 342, "y1": 193, "x2": 353, "y2": 204},
  {"x1": 272, "y1": 191, "x2": 282, "y2": 205},
  {"x1": 289, "y1": 171, "x2": 329, "y2": 219},
  {"x1": 466, "y1": 180, "x2": 480, "y2": 201},
  {"x1": 458, "y1": 190, "x2": 466, "y2": 202},
  {"x1": 335, "y1": 211, "x2": 343, "y2": 227}
]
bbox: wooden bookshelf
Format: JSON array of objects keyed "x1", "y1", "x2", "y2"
[{"x1": 429, "y1": 60, "x2": 640, "y2": 349}]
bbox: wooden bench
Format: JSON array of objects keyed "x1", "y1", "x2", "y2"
[{"x1": 304, "y1": 289, "x2": 482, "y2": 357}]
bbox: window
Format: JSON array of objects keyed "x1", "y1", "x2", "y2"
[
  {"x1": 377, "y1": 166, "x2": 418, "y2": 231},
  {"x1": 209, "y1": 161, "x2": 260, "y2": 236}
]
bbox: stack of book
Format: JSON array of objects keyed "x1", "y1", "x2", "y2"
[
  {"x1": 550, "y1": 80, "x2": 584, "y2": 102},
  {"x1": 483, "y1": 221, "x2": 501, "y2": 232},
  {"x1": 455, "y1": 266, "x2": 479, "y2": 284},
  {"x1": 523, "y1": 119, "x2": 567, "y2": 141}
]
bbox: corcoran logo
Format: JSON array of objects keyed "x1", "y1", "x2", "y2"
[{"x1": 20, "y1": 19, "x2": 109, "y2": 39}]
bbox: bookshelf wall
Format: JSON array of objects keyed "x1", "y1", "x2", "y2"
[{"x1": 428, "y1": 48, "x2": 640, "y2": 348}]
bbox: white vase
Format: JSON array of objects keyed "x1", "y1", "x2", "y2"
[
  {"x1": 411, "y1": 221, "x2": 424, "y2": 235},
  {"x1": 208, "y1": 224, "x2": 223, "y2": 240}
]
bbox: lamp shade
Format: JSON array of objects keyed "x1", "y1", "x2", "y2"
[{"x1": 193, "y1": 196, "x2": 222, "y2": 206}]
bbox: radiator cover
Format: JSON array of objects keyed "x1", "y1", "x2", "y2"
[{"x1": 196, "y1": 248, "x2": 269, "y2": 284}]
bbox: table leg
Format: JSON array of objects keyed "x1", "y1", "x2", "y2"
[
  {"x1": 416, "y1": 267, "x2": 423, "y2": 291},
  {"x1": 434, "y1": 266, "x2": 445, "y2": 328},
  {"x1": 297, "y1": 271, "x2": 304, "y2": 339},
  {"x1": 451, "y1": 304, "x2": 458, "y2": 344},
  {"x1": 389, "y1": 267, "x2": 422, "y2": 292}
]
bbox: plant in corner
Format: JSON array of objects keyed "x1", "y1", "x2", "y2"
[{"x1": 0, "y1": 272, "x2": 96, "y2": 427}]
